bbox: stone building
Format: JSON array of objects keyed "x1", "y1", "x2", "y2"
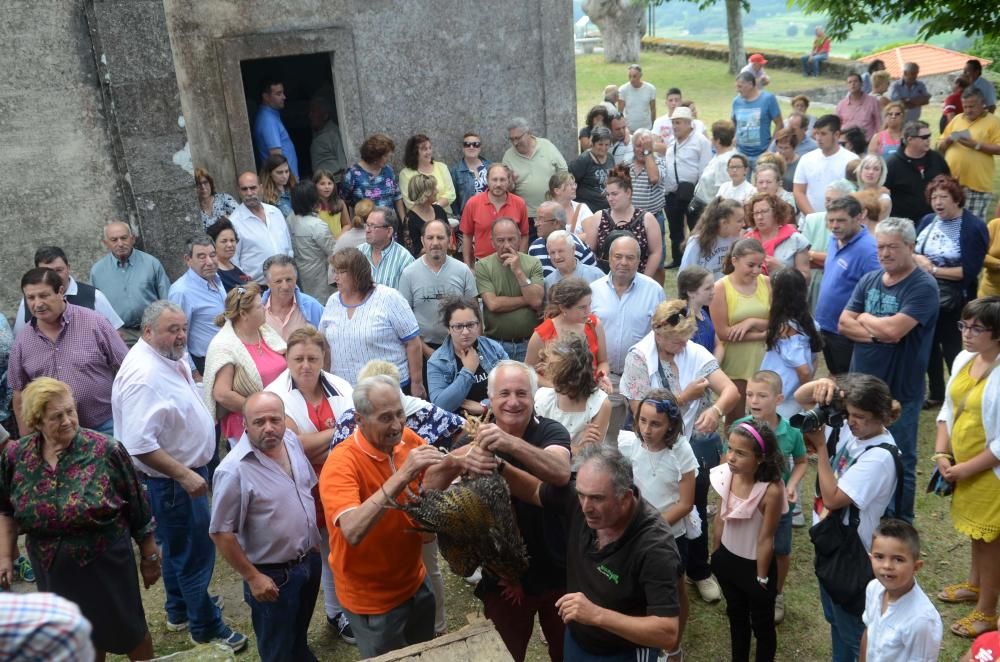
[{"x1": 1, "y1": 0, "x2": 576, "y2": 309}]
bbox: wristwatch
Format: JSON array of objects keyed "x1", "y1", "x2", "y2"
[
  {"x1": 756, "y1": 576, "x2": 769, "y2": 586},
  {"x1": 643, "y1": 149, "x2": 652, "y2": 157}
]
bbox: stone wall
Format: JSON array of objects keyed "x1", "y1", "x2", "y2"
[{"x1": 642, "y1": 37, "x2": 861, "y2": 78}]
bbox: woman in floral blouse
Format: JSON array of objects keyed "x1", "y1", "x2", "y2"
[
  {"x1": 339, "y1": 132, "x2": 406, "y2": 229},
  {"x1": 0, "y1": 377, "x2": 160, "y2": 659}
]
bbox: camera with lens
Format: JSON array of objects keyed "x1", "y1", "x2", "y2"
[{"x1": 790, "y1": 401, "x2": 846, "y2": 432}]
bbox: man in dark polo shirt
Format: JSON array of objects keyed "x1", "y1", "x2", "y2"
[{"x1": 499, "y1": 442, "x2": 681, "y2": 661}]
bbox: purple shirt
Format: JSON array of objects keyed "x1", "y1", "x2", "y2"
[
  {"x1": 209, "y1": 429, "x2": 321, "y2": 564},
  {"x1": 8, "y1": 304, "x2": 128, "y2": 428}
]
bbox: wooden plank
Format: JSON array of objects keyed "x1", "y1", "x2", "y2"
[{"x1": 363, "y1": 619, "x2": 513, "y2": 661}]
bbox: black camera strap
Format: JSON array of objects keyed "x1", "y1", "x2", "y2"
[{"x1": 814, "y1": 426, "x2": 841, "y2": 505}]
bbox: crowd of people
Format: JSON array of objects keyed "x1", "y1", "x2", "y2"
[{"x1": 0, "y1": 59, "x2": 999, "y2": 662}]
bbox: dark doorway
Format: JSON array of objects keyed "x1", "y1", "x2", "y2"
[{"x1": 241, "y1": 52, "x2": 339, "y2": 179}]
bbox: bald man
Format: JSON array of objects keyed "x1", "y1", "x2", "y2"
[
  {"x1": 90, "y1": 220, "x2": 171, "y2": 345},
  {"x1": 229, "y1": 172, "x2": 294, "y2": 284}
]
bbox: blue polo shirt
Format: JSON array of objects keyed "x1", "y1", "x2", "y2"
[
  {"x1": 253, "y1": 106, "x2": 299, "y2": 178},
  {"x1": 168, "y1": 268, "x2": 226, "y2": 360},
  {"x1": 814, "y1": 226, "x2": 880, "y2": 334}
]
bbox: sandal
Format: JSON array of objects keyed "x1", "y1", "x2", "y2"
[
  {"x1": 950, "y1": 610, "x2": 997, "y2": 638},
  {"x1": 939, "y1": 581, "x2": 980, "y2": 603}
]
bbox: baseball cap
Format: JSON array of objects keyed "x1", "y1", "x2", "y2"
[{"x1": 749, "y1": 53, "x2": 768, "y2": 65}]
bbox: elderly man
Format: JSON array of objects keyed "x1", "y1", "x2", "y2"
[
  {"x1": 783, "y1": 112, "x2": 819, "y2": 155},
  {"x1": 793, "y1": 114, "x2": 856, "y2": 215},
  {"x1": 801, "y1": 26, "x2": 831, "y2": 77},
  {"x1": 544, "y1": 230, "x2": 605, "y2": 288},
  {"x1": 230, "y1": 171, "x2": 293, "y2": 284},
  {"x1": 9, "y1": 267, "x2": 128, "y2": 435},
  {"x1": 460, "y1": 163, "x2": 529, "y2": 266},
  {"x1": 609, "y1": 115, "x2": 634, "y2": 166},
  {"x1": 664, "y1": 106, "x2": 713, "y2": 268},
  {"x1": 591, "y1": 235, "x2": 666, "y2": 388},
  {"x1": 14, "y1": 246, "x2": 122, "y2": 335},
  {"x1": 839, "y1": 217, "x2": 940, "y2": 523},
  {"x1": 528, "y1": 201, "x2": 597, "y2": 278},
  {"x1": 308, "y1": 94, "x2": 346, "y2": 176},
  {"x1": 885, "y1": 121, "x2": 951, "y2": 223},
  {"x1": 462, "y1": 361, "x2": 572, "y2": 662},
  {"x1": 168, "y1": 236, "x2": 226, "y2": 377},
  {"x1": 740, "y1": 53, "x2": 771, "y2": 87},
  {"x1": 112, "y1": 301, "x2": 247, "y2": 652},
  {"x1": 398, "y1": 219, "x2": 478, "y2": 356},
  {"x1": 89, "y1": 221, "x2": 171, "y2": 345},
  {"x1": 260, "y1": 254, "x2": 323, "y2": 340},
  {"x1": 618, "y1": 64, "x2": 656, "y2": 131},
  {"x1": 501, "y1": 443, "x2": 681, "y2": 660},
  {"x1": 939, "y1": 87, "x2": 1000, "y2": 220},
  {"x1": 890, "y1": 63, "x2": 931, "y2": 123},
  {"x1": 601, "y1": 84, "x2": 620, "y2": 117},
  {"x1": 252, "y1": 78, "x2": 298, "y2": 178},
  {"x1": 475, "y1": 218, "x2": 544, "y2": 362},
  {"x1": 964, "y1": 59, "x2": 997, "y2": 113},
  {"x1": 319, "y1": 375, "x2": 459, "y2": 658},
  {"x1": 813, "y1": 196, "x2": 880, "y2": 375},
  {"x1": 502, "y1": 117, "x2": 568, "y2": 224},
  {"x1": 732, "y1": 71, "x2": 783, "y2": 168},
  {"x1": 835, "y1": 72, "x2": 882, "y2": 141},
  {"x1": 360, "y1": 206, "x2": 414, "y2": 290},
  {"x1": 210, "y1": 392, "x2": 322, "y2": 662}
]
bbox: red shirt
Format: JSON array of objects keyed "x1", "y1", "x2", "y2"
[
  {"x1": 306, "y1": 397, "x2": 335, "y2": 530},
  {"x1": 459, "y1": 191, "x2": 529, "y2": 258}
]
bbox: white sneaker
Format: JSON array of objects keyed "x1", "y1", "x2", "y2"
[
  {"x1": 775, "y1": 592, "x2": 785, "y2": 624},
  {"x1": 464, "y1": 567, "x2": 482, "y2": 585},
  {"x1": 691, "y1": 575, "x2": 722, "y2": 603}
]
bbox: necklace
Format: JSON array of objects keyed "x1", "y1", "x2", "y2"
[{"x1": 642, "y1": 442, "x2": 668, "y2": 476}]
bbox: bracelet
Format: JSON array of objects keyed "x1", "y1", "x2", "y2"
[
  {"x1": 756, "y1": 575, "x2": 769, "y2": 585},
  {"x1": 711, "y1": 404, "x2": 724, "y2": 419},
  {"x1": 930, "y1": 452, "x2": 954, "y2": 462}
]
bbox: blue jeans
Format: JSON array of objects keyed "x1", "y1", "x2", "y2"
[
  {"x1": 688, "y1": 432, "x2": 723, "y2": 581},
  {"x1": 819, "y1": 584, "x2": 864, "y2": 662},
  {"x1": 499, "y1": 339, "x2": 529, "y2": 363},
  {"x1": 144, "y1": 466, "x2": 225, "y2": 641},
  {"x1": 801, "y1": 52, "x2": 828, "y2": 76},
  {"x1": 885, "y1": 398, "x2": 920, "y2": 522},
  {"x1": 244, "y1": 550, "x2": 321, "y2": 662}
]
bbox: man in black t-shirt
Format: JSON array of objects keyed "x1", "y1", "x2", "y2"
[
  {"x1": 884, "y1": 120, "x2": 951, "y2": 223},
  {"x1": 462, "y1": 361, "x2": 572, "y2": 662},
  {"x1": 499, "y1": 443, "x2": 682, "y2": 661}
]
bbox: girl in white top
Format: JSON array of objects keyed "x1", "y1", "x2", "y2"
[
  {"x1": 717, "y1": 153, "x2": 758, "y2": 204},
  {"x1": 532, "y1": 333, "x2": 610, "y2": 450},
  {"x1": 546, "y1": 172, "x2": 593, "y2": 235},
  {"x1": 618, "y1": 388, "x2": 697, "y2": 660},
  {"x1": 795, "y1": 374, "x2": 901, "y2": 660}
]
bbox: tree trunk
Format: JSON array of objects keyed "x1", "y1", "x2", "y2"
[
  {"x1": 582, "y1": 0, "x2": 647, "y2": 63},
  {"x1": 725, "y1": 0, "x2": 745, "y2": 74}
]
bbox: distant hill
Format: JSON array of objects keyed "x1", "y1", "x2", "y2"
[{"x1": 572, "y1": 0, "x2": 972, "y2": 59}]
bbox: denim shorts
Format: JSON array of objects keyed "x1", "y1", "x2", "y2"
[{"x1": 774, "y1": 510, "x2": 793, "y2": 557}]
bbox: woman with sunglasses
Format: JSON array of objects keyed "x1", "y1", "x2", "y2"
[
  {"x1": 427, "y1": 296, "x2": 508, "y2": 415},
  {"x1": 620, "y1": 299, "x2": 739, "y2": 605},
  {"x1": 450, "y1": 133, "x2": 491, "y2": 216},
  {"x1": 868, "y1": 101, "x2": 905, "y2": 159}
]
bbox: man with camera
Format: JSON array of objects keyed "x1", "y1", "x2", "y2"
[{"x1": 837, "y1": 217, "x2": 939, "y2": 523}]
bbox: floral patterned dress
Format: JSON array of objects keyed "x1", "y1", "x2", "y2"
[
  {"x1": 339, "y1": 163, "x2": 402, "y2": 211},
  {"x1": 332, "y1": 403, "x2": 465, "y2": 451}
]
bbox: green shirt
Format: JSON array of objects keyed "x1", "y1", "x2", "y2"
[
  {"x1": 475, "y1": 253, "x2": 544, "y2": 341},
  {"x1": 502, "y1": 137, "x2": 568, "y2": 217},
  {"x1": 732, "y1": 415, "x2": 806, "y2": 484}
]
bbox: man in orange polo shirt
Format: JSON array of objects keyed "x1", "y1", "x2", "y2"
[
  {"x1": 460, "y1": 163, "x2": 529, "y2": 268},
  {"x1": 319, "y1": 375, "x2": 462, "y2": 658}
]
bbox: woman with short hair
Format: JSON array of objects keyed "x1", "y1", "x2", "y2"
[
  {"x1": 196, "y1": 167, "x2": 237, "y2": 229},
  {"x1": 340, "y1": 133, "x2": 405, "y2": 222},
  {"x1": 868, "y1": 101, "x2": 905, "y2": 158},
  {"x1": 569, "y1": 126, "x2": 615, "y2": 212},
  {"x1": 405, "y1": 174, "x2": 449, "y2": 256},
  {"x1": 399, "y1": 134, "x2": 456, "y2": 214},
  {"x1": 579, "y1": 104, "x2": 613, "y2": 153},
  {"x1": 206, "y1": 219, "x2": 252, "y2": 292}
]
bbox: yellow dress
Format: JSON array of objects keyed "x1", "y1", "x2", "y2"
[
  {"x1": 978, "y1": 218, "x2": 1000, "y2": 297},
  {"x1": 719, "y1": 274, "x2": 770, "y2": 382},
  {"x1": 319, "y1": 209, "x2": 342, "y2": 238},
  {"x1": 949, "y1": 361, "x2": 1000, "y2": 542}
]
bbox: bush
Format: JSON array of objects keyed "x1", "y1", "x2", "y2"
[{"x1": 971, "y1": 35, "x2": 1000, "y2": 73}]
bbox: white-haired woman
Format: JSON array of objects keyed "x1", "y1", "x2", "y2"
[{"x1": 856, "y1": 154, "x2": 892, "y2": 222}]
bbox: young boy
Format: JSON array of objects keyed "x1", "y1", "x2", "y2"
[
  {"x1": 733, "y1": 370, "x2": 807, "y2": 625},
  {"x1": 861, "y1": 519, "x2": 942, "y2": 662}
]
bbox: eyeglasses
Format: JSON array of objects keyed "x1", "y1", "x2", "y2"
[
  {"x1": 239, "y1": 186, "x2": 257, "y2": 191},
  {"x1": 364, "y1": 223, "x2": 390, "y2": 231},
  {"x1": 508, "y1": 133, "x2": 527, "y2": 143},
  {"x1": 957, "y1": 321, "x2": 989, "y2": 336},
  {"x1": 449, "y1": 321, "x2": 480, "y2": 332},
  {"x1": 463, "y1": 141, "x2": 481, "y2": 148}
]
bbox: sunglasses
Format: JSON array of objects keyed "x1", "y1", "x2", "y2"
[
  {"x1": 653, "y1": 309, "x2": 688, "y2": 330},
  {"x1": 916, "y1": 134, "x2": 932, "y2": 140},
  {"x1": 463, "y1": 141, "x2": 481, "y2": 148}
]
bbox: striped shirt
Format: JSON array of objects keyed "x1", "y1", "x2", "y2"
[
  {"x1": 628, "y1": 156, "x2": 667, "y2": 215},
  {"x1": 0, "y1": 592, "x2": 95, "y2": 661},
  {"x1": 319, "y1": 285, "x2": 420, "y2": 386},
  {"x1": 8, "y1": 304, "x2": 129, "y2": 428},
  {"x1": 360, "y1": 240, "x2": 414, "y2": 290},
  {"x1": 528, "y1": 233, "x2": 598, "y2": 277}
]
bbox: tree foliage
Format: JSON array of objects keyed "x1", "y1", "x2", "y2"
[{"x1": 792, "y1": 0, "x2": 999, "y2": 41}]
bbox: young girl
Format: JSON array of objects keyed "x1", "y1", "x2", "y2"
[
  {"x1": 259, "y1": 153, "x2": 297, "y2": 218},
  {"x1": 681, "y1": 198, "x2": 744, "y2": 280},
  {"x1": 717, "y1": 154, "x2": 757, "y2": 204},
  {"x1": 711, "y1": 419, "x2": 787, "y2": 662},
  {"x1": 760, "y1": 268, "x2": 822, "y2": 419},
  {"x1": 678, "y1": 265, "x2": 724, "y2": 364},
  {"x1": 533, "y1": 333, "x2": 611, "y2": 451},
  {"x1": 619, "y1": 389, "x2": 697, "y2": 662},
  {"x1": 313, "y1": 169, "x2": 346, "y2": 238}
]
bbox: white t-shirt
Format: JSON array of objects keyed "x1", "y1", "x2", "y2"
[
  {"x1": 619, "y1": 431, "x2": 699, "y2": 537},
  {"x1": 619, "y1": 81, "x2": 657, "y2": 130},
  {"x1": 792, "y1": 146, "x2": 856, "y2": 213},
  {"x1": 812, "y1": 427, "x2": 898, "y2": 552},
  {"x1": 862, "y1": 579, "x2": 942, "y2": 662},
  {"x1": 533, "y1": 387, "x2": 608, "y2": 442},
  {"x1": 717, "y1": 180, "x2": 757, "y2": 204}
]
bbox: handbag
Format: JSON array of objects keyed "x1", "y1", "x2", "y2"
[
  {"x1": 672, "y1": 143, "x2": 696, "y2": 203},
  {"x1": 810, "y1": 441, "x2": 903, "y2": 617}
]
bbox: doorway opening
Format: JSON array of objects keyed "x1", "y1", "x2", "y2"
[{"x1": 241, "y1": 52, "x2": 340, "y2": 179}]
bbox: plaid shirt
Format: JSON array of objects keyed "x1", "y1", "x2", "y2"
[
  {"x1": 0, "y1": 592, "x2": 95, "y2": 661},
  {"x1": 8, "y1": 304, "x2": 128, "y2": 428}
]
